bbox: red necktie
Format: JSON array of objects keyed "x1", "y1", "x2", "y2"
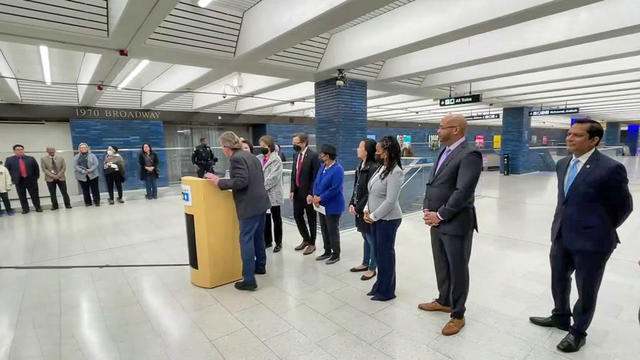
[
  {"x1": 295, "y1": 153, "x2": 303, "y2": 187},
  {"x1": 18, "y1": 157, "x2": 27, "y2": 178}
]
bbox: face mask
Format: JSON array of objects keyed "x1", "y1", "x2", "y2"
[
  {"x1": 293, "y1": 145, "x2": 302, "y2": 152},
  {"x1": 374, "y1": 154, "x2": 383, "y2": 163},
  {"x1": 107, "y1": 150, "x2": 114, "y2": 156},
  {"x1": 260, "y1": 147, "x2": 269, "y2": 155}
]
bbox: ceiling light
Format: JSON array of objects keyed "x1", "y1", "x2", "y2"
[
  {"x1": 198, "y1": 0, "x2": 213, "y2": 7},
  {"x1": 39, "y1": 45, "x2": 51, "y2": 85},
  {"x1": 118, "y1": 59, "x2": 149, "y2": 90}
]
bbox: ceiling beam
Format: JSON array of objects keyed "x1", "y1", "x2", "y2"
[
  {"x1": 0, "y1": 48, "x2": 20, "y2": 103},
  {"x1": 378, "y1": 0, "x2": 640, "y2": 81}
]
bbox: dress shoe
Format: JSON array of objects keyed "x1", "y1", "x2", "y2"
[
  {"x1": 316, "y1": 253, "x2": 331, "y2": 261},
  {"x1": 303, "y1": 245, "x2": 316, "y2": 255},
  {"x1": 255, "y1": 269, "x2": 266, "y2": 275},
  {"x1": 7, "y1": 210, "x2": 15, "y2": 216},
  {"x1": 65, "y1": 205, "x2": 72, "y2": 209},
  {"x1": 294, "y1": 241, "x2": 309, "y2": 251},
  {"x1": 325, "y1": 256, "x2": 340, "y2": 265},
  {"x1": 418, "y1": 300, "x2": 451, "y2": 313},
  {"x1": 528, "y1": 316, "x2": 570, "y2": 331},
  {"x1": 265, "y1": 243, "x2": 273, "y2": 249},
  {"x1": 35, "y1": 207, "x2": 43, "y2": 212},
  {"x1": 117, "y1": 198, "x2": 125, "y2": 204},
  {"x1": 366, "y1": 290, "x2": 375, "y2": 296},
  {"x1": 361, "y1": 271, "x2": 376, "y2": 281},
  {"x1": 94, "y1": 203, "x2": 100, "y2": 207},
  {"x1": 108, "y1": 199, "x2": 115, "y2": 205},
  {"x1": 350, "y1": 266, "x2": 368, "y2": 272},
  {"x1": 234, "y1": 281, "x2": 257, "y2": 291},
  {"x1": 371, "y1": 295, "x2": 395, "y2": 301},
  {"x1": 556, "y1": 333, "x2": 585, "y2": 353},
  {"x1": 442, "y1": 318, "x2": 465, "y2": 336},
  {"x1": 273, "y1": 244, "x2": 282, "y2": 253},
  {"x1": 51, "y1": 206, "x2": 59, "y2": 211},
  {"x1": 21, "y1": 210, "x2": 30, "y2": 214}
]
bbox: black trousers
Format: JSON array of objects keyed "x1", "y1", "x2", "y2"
[
  {"x1": 293, "y1": 196, "x2": 316, "y2": 245},
  {"x1": 319, "y1": 213, "x2": 341, "y2": 256},
  {"x1": 79, "y1": 177, "x2": 100, "y2": 205},
  {"x1": 0, "y1": 192, "x2": 12, "y2": 212},
  {"x1": 105, "y1": 173, "x2": 123, "y2": 200},
  {"x1": 551, "y1": 240, "x2": 610, "y2": 338},
  {"x1": 46, "y1": 180, "x2": 71, "y2": 208},
  {"x1": 431, "y1": 227, "x2": 473, "y2": 319},
  {"x1": 265, "y1": 205, "x2": 283, "y2": 246},
  {"x1": 15, "y1": 177, "x2": 40, "y2": 211},
  {"x1": 370, "y1": 219, "x2": 402, "y2": 300}
]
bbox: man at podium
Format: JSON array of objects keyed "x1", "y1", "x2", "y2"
[{"x1": 205, "y1": 131, "x2": 271, "y2": 291}]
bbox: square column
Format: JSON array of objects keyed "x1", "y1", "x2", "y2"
[
  {"x1": 604, "y1": 122, "x2": 621, "y2": 145},
  {"x1": 501, "y1": 107, "x2": 533, "y2": 174},
  {"x1": 315, "y1": 78, "x2": 367, "y2": 170}
]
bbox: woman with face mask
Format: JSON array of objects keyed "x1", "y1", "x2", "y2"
[
  {"x1": 257, "y1": 135, "x2": 283, "y2": 252},
  {"x1": 349, "y1": 139, "x2": 379, "y2": 280},
  {"x1": 73, "y1": 143, "x2": 101, "y2": 206},
  {"x1": 311, "y1": 144, "x2": 345, "y2": 264},
  {"x1": 363, "y1": 136, "x2": 404, "y2": 301},
  {"x1": 103, "y1": 146, "x2": 126, "y2": 204}
]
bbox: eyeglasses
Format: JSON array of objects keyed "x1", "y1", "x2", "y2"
[{"x1": 438, "y1": 125, "x2": 457, "y2": 130}]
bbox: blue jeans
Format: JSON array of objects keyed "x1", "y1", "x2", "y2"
[
  {"x1": 239, "y1": 213, "x2": 267, "y2": 285},
  {"x1": 361, "y1": 231, "x2": 377, "y2": 271},
  {"x1": 144, "y1": 176, "x2": 157, "y2": 198}
]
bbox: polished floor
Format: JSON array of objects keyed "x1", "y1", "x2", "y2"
[{"x1": 1, "y1": 157, "x2": 639, "y2": 360}]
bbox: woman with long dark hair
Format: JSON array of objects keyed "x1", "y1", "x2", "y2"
[
  {"x1": 139, "y1": 143, "x2": 159, "y2": 199},
  {"x1": 364, "y1": 136, "x2": 403, "y2": 301},
  {"x1": 349, "y1": 139, "x2": 379, "y2": 280}
]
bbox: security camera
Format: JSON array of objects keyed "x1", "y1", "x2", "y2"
[
  {"x1": 96, "y1": 85, "x2": 104, "y2": 92},
  {"x1": 336, "y1": 69, "x2": 347, "y2": 88},
  {"x1": 222, "y1": 93, "x2": 227, "y2": 99}
]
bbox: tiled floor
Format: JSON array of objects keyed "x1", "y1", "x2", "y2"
[{"x1": 1, "y1": 156, "x2": 639, "y2": 359}]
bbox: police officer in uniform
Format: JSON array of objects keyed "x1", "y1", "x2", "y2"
[{"x1": 192, "y1": 138, "x2": 218, "y2": 178}]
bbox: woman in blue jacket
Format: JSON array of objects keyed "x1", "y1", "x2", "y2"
[{"x1": 311, "y1": 144, "x2": 345, "y2": 264}]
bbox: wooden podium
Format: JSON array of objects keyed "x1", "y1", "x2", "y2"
[{"x1": 181, "y1": 176, "x2": 242, "y2": 288}]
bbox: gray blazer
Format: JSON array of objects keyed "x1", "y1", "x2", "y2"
[
  {"x1": 367, "y1": 165, "x2": 403, "y2": 221},
  {"x1": 218, "y1": 149, "x2": 271, "y2": 220},
  {"x1": 257, "y1": 153, "x2": 283, "y2": 206},
  {"x1": 73, "y1": 153, "x2": 100, "y2": 182},
  {"x1": 423, "y1": 141, "x2": 482, "y2": 235},
  {"x1": 41, "y1": 155, "x2": 67, "y2": 182}
]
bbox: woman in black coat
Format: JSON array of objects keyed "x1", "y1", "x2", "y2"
[
  {"x1": 138, "y1": 143, "x2": 159, "y2": 199},
  {"x1": 348, "y1": 139, "x2": 379, "y2": 280}
]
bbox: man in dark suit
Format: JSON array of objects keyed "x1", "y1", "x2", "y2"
[
  {"x1": 419, "y1": 114, "x2": 483, "y2": 336},
  {"x1": 206, "y1": 131, "x2": 271, "y2": 291},
  {"x1": 290, "y1": 132, "x2": 320, "y2": 255},
  {"x1": 529, "y1": 119, "x2": 632, "y2": 353},
  {"x1": 5, "y1": 144, "x2": 42, "y2": 214}
]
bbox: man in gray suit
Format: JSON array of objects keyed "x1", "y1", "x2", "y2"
[
  {"x1": 206, "y1": 131, "x2": 271, "y2": 291},
  {"x1": 419, "y1": 114, "x2": 483, "y2": 336}
]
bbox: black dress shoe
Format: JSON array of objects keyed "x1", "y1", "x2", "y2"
[
  {"x1": 529, "y1": 316, "x2": 570, "y2": 331},
  {"x1": 255, "y1": 269, "x2": 266, "y2": 275},
  {"x1": 94, "y1": 203, "x2": 100, "y2": 207},
  {"x1": 51, "y1": 207, "x2": 59, "y2": 211},
  {"x1": 361, "y1": 271, "x2": 376, "y2": 281},
  {"x1": 21, "y1": 210, "x2": 29, "y2": 214},
  {"x1": 65, "y1": 205, "x2": 72, "y2": 209},
  {"x1": 350, "y1": 266, "x2": 368, "y2": 272},
  {"x1": 35, "y1": 207, "x2": 43, "y2": 213},
  {"x1": 557, "y1": 334, "x2": 585, "y2": 353},
  {"x1": 316, "y1": 253, "x2": 331, "y2": 261},
  {"x1": 108, "y1": 199, "x2": 115, "y2": 205},
  {"x1": 234, "y1": 281, "x2": 257, "y2": 291},
  {"x1": 265, "y1": 243, "x2": 272, "y2": 249},
  {"x1": 366, "y1": 290, "x2": 375, "y2": 296},
  {"x1": 371, "y1": 295, "x2": 396, "y2": 302},
  {"x1": 273, "y1": 244, "x2": 282, "y2": 253}
]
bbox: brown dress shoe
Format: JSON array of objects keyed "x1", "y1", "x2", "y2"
[
  {"x1": 295, "y1": 241, "x2": 309, "y2": 251},
  {"x1": 442, "y1": 318, "x2": 465, "y2": 336},
  {"x1": 303, "y1": 245, "x2": 316, "y2": 255},
  {"x1": 418, "y1": 300, "x2": 451, "y2": 313}
]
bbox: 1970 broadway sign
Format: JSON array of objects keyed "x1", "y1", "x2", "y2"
[{"x1": 75, "y1": 108, "x2": 161, "y2": 119}]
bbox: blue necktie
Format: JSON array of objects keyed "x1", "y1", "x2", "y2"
[{"x1": 564, "y1": 159, "x2": 579, "y2": 196}]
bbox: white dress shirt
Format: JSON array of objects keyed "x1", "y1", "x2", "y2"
[{"x1": 564, "y1": 147, "x2": 596, "y2": 189}]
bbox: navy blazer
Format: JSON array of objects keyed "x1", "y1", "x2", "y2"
[
  {"x1": 551, "y1": 149, "x2": 632, "y2": 253},
  {"x1": 4, "y1": 155, "x2": 40, "y2": 184}
]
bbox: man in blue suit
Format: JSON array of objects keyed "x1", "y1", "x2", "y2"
[{"x1": 529, "y1": 119, "x2": 632, "y2": 353}]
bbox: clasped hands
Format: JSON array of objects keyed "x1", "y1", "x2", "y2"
[
  {"x1": 306, "y1": 195, "x2": 321, "y2": 206},
  {"x1": 423, "y1": 210, "x2": 441, "y2": 227}
]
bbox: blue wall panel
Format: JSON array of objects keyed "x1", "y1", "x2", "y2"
[
  {"x1": 69, "y1": 119, "x2": 168, "y2": 191},
  {"x1": 265, "y1": 123, "x2": 315, "y2": 161},
  {"x1": 501, "y1": 107, "x2": 532, "y2": 174},
  {"x1": 604, "y1": 122, "x2": 621, "y2": 145}
]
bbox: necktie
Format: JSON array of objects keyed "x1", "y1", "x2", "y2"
[
  {"x1": 51, "y1": 156, "x2": 58, "y2": 173},
  {"x1": 295, "y1": 153, "x2": 303, "y2": 187},
  {"x1": 18, "y1": 156, "x2": 27, "y2": 178},
  {"x1": 564, "y1": 159, "x2": 580, "y2": 196},
  {"x1": 435, "y1": 148, "x2": 452, "y2": 173}
]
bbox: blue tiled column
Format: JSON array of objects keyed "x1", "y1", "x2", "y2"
[
  {"x1": 626, "y1": 124, "x2": 639, "y2": 156},
  {"x1": 315, "y1": 78, "x2": 367, "y2": 170},
  {"x1": 604, "y1": 122, "x2": 621, "y2": 145},
  {"x1": 500, "y1": 107, "x2": 532, "y2": 174}
]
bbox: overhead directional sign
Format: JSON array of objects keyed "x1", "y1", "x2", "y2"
[
  {"x1": 439, "y1": 94, "x2": 481, "y2": 106},
  {"x1": 466, "y1": 113, "x2": 500, "y2": 120},
  {"x1": 529, "y1": 108, "x2": 579, "y2": 116}
]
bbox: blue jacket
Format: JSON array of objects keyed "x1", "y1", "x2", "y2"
[
  {"x1": 313, "y1": 161, "x2": 345, "y2": 215},
  {"x1": 551, "y1": 149, "x2": 632, "y2": 253}
]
